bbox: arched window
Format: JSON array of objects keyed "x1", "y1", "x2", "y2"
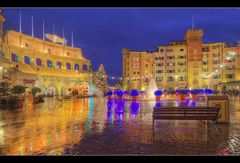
[
  {"x1": 36, "y1": 58, "x2": 42, "y2": 66},
  {"x1": 11, "y1": 53, "x2": 18, "y2": 62},
  {"x1": 47, "y1": 60, "x2": 52, "y2": 67},
  {"x1": 82, "y1": 64, "x2": 88, "y2": 71},
  {"x1": 66, "y1": 63, "x2": 71, "y2": 70},
  {"x1": 56, "y1": 61, "x2": 62, "y2": 69},
  {"x1": 74, "y1": 64, "x2": 79, "y2": 71},
  {"x1": 24, "y1": 56, "x2": 31, "y2": 64}
]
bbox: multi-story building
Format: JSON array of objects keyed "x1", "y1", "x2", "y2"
[
  {"x1": 123, "y1": 28, "x2": 240, "y2": 91},
  {"x1": 0, "y1": 10, "x2": 93, "y2": 96},
  {"x1": 122, "y1": 48, "x2": 155, "y2": 90}
]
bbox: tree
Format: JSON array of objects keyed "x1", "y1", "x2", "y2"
[
  {"x1": 93, "y1": 64, "x2": 108, "y2": 94},
  {"x1": 11, "y1": 85, "x2": 26, "y2": 96}
]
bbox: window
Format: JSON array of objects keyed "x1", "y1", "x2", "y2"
[
  {"x1": 82, "y1": 64, "x2": 88, "y2": 71},
  {"x1": 202, "y1": 61, "x2": 208, "y2": 65},
  {"x1": 67, "y1": 52, "x2": 70, "y2": 56},
  {"x1": 25, "y1": 43, "x2": 28, "y2": 48},
  {"x1": 214, "y1": 75, "x2": 221, "y2": 79},
  {"x1": 178, "y1": 76, "x2": 185, "y2": 81},
  {"x1": 213, "y1": 60, "x2": 219, "y2": 64},
  {"x1": 11, "y1": 53, "x2": 18, "y2": 62},
  {"x1": 180, "y1": 49, "x2": 184, "y2": 52},
  {"x1": 48, "y1": 49, "x2": 51, "y2": 54},
  {"x1": 225, "y1": 74, "x2": 235, "y2": 79},
  {"x1": 47, "y1": 60, "x2": 52, "y2": 67},
  {"x1": 156, "y1": 77, "x2": 163, "y2": 82},
  {"x1": 137, "y1": 71, "x2": 140, "y2": 74},
  {"x1": 166, "y1": 49, "x2": 173, "y2": 52},
  {"x1": 156, "y1": 70, "x2": 164, "y2": 73},
  {"x1": 74, "y1": 64, "x2": 80, "y2": 71},
  {"x1": 167, "y1": 76, "x2": 175, "y2": 82},
  {"x1": 167, "y1": 56, "x2": 175, "y2": 59},
  {"x1": 56, "y1": 61, "x2": 62, "y2": 69},
  {"x1": 146, "y1": 64, "x2": 148, "y2": 67},
  {"x1": 66, "y1": 63, "x2": 71, "y2": 70},
  {"x1": 178, "y1": 55, "x2": 186, "y2": 59},
  {"x1": 178, "y1": 62, "x2": 186, "y2": 66},
  {"x1": 133, "y1": 71, "x2": 136, "y2": 74},
  {"x1": 156, "y1": 63, "x2": 164, "y2": 66},
  {"x1": 167, "y1": 62, "x2": 175, "y2": 66},
  {"x1": 160, "y1": 49, "x2": 164, "y2": 52},
  {"x1": 36, "y1": 58, "x2": 42, "y2": 66},
  {"x1": 202, "y1": 47, "x2": 209, "y2": 52},
  {"x1": 203, "y1": 68, "x2": 208, "y2": 72},
  {"x1": 24, "y1": 56, "x2": 31, "y2": 64},
  {"x1": 167, "y1": 69, "x2": 175, "y2": 73}
]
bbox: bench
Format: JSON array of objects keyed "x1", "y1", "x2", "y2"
[{"x1": 153, "y1": 106, "x2": 221, "y2": 134}]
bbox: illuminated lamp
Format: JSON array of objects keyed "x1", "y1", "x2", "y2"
[
  {"x1": 190, "y1": 89, "x2": 198, "y2": 100},
  {"x1": 204, "y1": 89, "x2": 214, "y2": 95},
  {"x1": 130, "y1": 89, "x2": 139, "y2": 101},
  {"x1": 117, "y1": 90, "x2": 124, "y2": 100},
  {"x1": 106, "y1": 90, "x2": 113, "y2": 100},
  {"x1": 154, "y1": 90, "x2": 162, "y2": 101}
]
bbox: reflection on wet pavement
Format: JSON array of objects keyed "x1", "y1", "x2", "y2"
[{"x1": 0, "y1": 96, "x2": 240, "y2": 155}]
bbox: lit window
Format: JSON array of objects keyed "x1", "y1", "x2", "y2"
[
  {"x1": 82, "y1": 64, "x2": 88, "y2": 71},
  {"x1": 36, "y1": 58, "x2": 42, "y2": 66},
  {"x1": 66, "y1": 63, "x2": 71, "y2": 70},
  {"x1": 47, "y1": 60, "x2": 52, "y2": 67},
  {"x1": 11, "y1": 53, "x2": 18, "y2": 62},
  {"x1": 74, "y1": 64, "x2": 79, "y2": 71},
  {"x1": 24, "y1": 56, "x2": 31, "y2": 64},
  {"x1": 56, "y1": 61, "x2": 62, "y2": 68}
]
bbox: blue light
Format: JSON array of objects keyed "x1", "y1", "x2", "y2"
[
  {"x1": 205, "y1": 89, "x2": 214, "y2": 94},
  {"x1": 154, "y1": 90, "x2": 162, "y2": 96},
  {"x1": 117, "y1": 90, "x2": 124, "y2": 97},
  {"x1": 130, "y1": 89, "x2": 139, "y2": 96},
  {"x1": 106, "y1": 90, "x2": 113, "y2": 96}
]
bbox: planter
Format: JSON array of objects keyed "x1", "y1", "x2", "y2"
[
  {"x1": 191, "y1": 94, "x2": 196, "y2": 100},
  {"x1": 155, "y1": 96, "x2": 161, "y2": 101},
  {"x1": 179, "y1": 94, "x2": 185, "y2": 101},
  {"x1": 132, "y1": 96, "x2": 137, "y2": 101}
]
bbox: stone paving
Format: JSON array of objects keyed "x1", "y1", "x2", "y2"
[{"x1": 0, "y1": 96, "x2": 240, "y2": 155}]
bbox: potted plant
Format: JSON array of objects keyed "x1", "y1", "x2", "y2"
[
  {"x1": 154, "y1": 90, "x2": 162, "y2": 101},
  {"x1": 190, "y1": 89, "x2": 198, "y2": 100},
  {"x1": 106, "y1": 90, "x2": 113, "y2": 100},
  {"x1": 10, "y1": 85, "x2": 26, "y2": 108},
  {"x1": 31, "y1": 87, "x2": 42, "y2": 103},
  {"x1": 130, "y1": 89, "x2": 139, "y2": 101},
  {"x1": 117, "y1": 90, "x2": 124, "y2": 101},
  {"x1": 177, "y1": 89, "x2": 187, "y2": 101}
]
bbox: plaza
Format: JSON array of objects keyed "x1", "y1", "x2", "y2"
[{"x1": 0, "y1": 96, "x2": 239, "y2": 155}]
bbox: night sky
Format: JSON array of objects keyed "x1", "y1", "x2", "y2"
[{"x1": 2, "y1": 8, "x2": 240, "y2": 85}]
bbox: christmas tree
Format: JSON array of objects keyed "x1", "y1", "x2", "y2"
[{"x1": 93, "y1": 64, "x2": 108, "y2": 94}]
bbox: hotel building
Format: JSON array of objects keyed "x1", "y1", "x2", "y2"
[
  {"x1": 0, "y1": 10, "x2": 92, "y2": 95},
  {"x1": 123, "y1": 28, "x2": 240, "y2": 91}
]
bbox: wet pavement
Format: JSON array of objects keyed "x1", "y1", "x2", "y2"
[{"x1": 0, "y1": 96, "x2": 240, "y2": 155}]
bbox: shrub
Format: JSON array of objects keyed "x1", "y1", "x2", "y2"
[
  {"x1": 11, "y1": 85, "x2": 26, "y2": 96},
  {"x1": 31, "y1": 87, "x2": 41, "y2": 97}
]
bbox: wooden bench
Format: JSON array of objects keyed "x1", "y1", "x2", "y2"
[{"x1": 153, "y1": 106, "x2": 221, "y2": 134}]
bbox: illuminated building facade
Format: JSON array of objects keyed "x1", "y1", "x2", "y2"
[
  {"x1": 0, "y1": 11, "x2": 92, "y2": 95},
  {"x1": 123, "y1": 28, "x2": 240, "y2": 91}
]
